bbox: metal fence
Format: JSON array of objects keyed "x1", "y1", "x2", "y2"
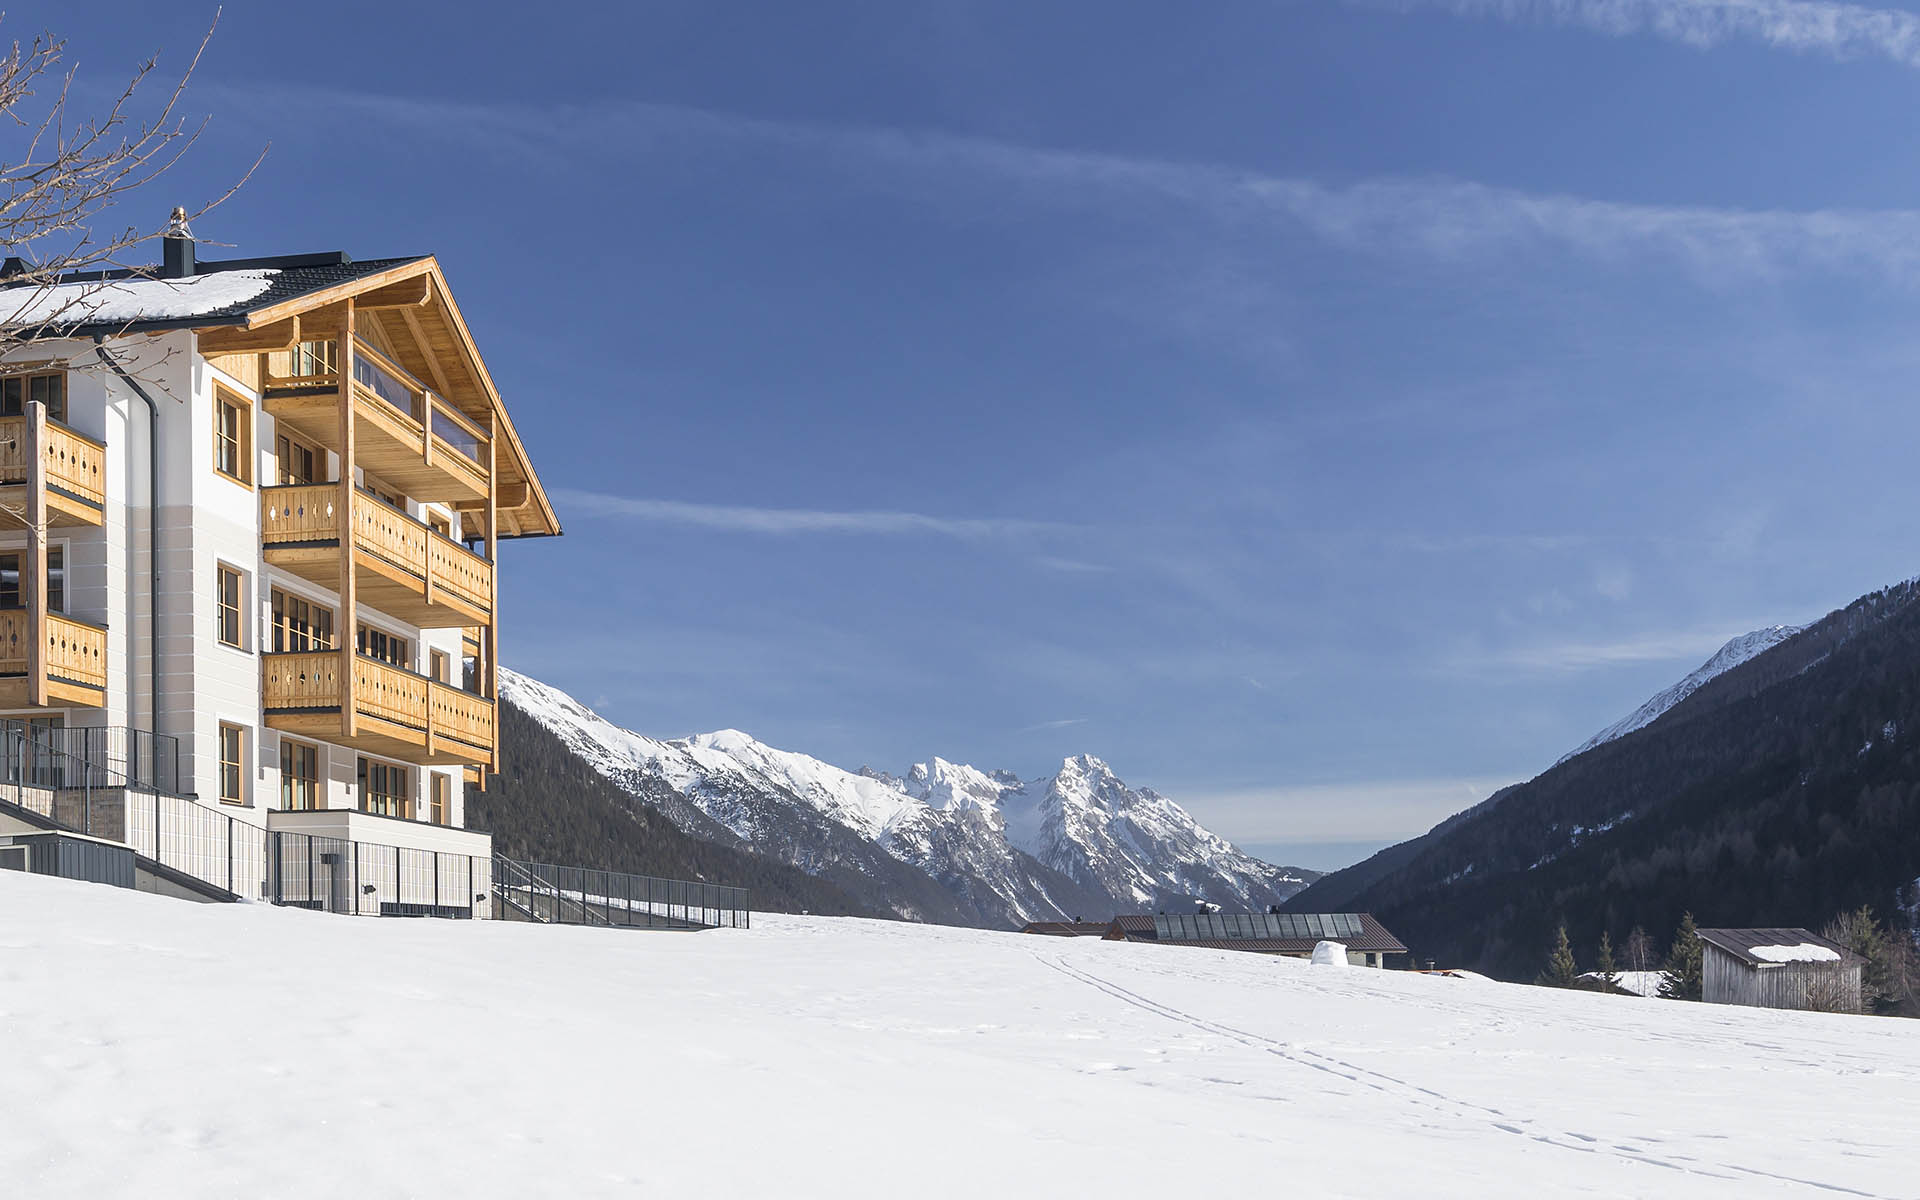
[
  {"x1": 0, "y1": 722, "x2": 181, "y2": 795},
  {"x1": 270, "y1": 832, "x2": 491, "y2": 917},
  {"x1": 0, "y1": 727, "x2": 748, "y2": 930},
  {"x1": 494, "y1": 857, "x2": 750, "y2": 929}
]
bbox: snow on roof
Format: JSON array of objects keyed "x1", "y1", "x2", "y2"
[
  {"x1": 1, "y1": 270, "x2": 279, "y2": 330},
  {"x1": 1697, "y1": 927, "x2": 1852, "y2": 969},
  {"x1": 1749, "y1": 943, "x2": 1841, "y2": 964}
]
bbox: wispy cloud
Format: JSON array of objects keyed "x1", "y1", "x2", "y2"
[
  {"x1": 210, "y1": 82, "x2": 1920, "y2": 287},
  {"x1": 1480, "y1": 625, "x2": 1752, "y2": 670},
  {"x1": 550, "y1": 487, "x2": 1064, "y2": 541},
  {"x1": 1018, "y1": 717, "x2": 1090, "y2": 733},
  {"x1": 1358, "y1": 0, "x2": 1920, "y2": 69},
  {"x1": 1033, "y1": 556, "x2": 1116, "y2": 574}
]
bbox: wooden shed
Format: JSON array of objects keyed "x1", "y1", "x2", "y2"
[{"x1": 1696, "y1": 928, "x2": 1863, "y2": 1013}]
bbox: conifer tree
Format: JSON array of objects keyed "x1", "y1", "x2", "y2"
[
  {"x1": 1537, "y1": 923, "x2": 1579, "y2": 988},
  {"x1": 1596, "y1": 930, "x2": 1620, "y2": 992},
  {"x1": 1659, "y1": 911, "x2": 1703, "y2": 1001}
]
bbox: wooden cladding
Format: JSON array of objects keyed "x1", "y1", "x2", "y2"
[
  {"x1": 262, "y1": 650, "x2": 495, "y2": 767},
  {"x1": 262, "y1": 336, "x2": 490, "y2": 504},
  {"x1": 0, "y1": 415, "x2": 106, "y2": 523},
  {"x1": 0, "y1": 608, "x2": 107, "y2": 704},
  {"x1": 261, "y1": 484, "x2": 493, "y2": 628}
]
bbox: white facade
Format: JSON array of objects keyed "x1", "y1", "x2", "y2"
[{"x1": 6, "y1": 330, "x2": 484, "y2": 862}]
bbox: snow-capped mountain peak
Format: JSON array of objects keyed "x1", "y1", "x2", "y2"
[
  {"x1": 1557, "y1": 624, "x2": 1806, "y2": 765},
  {"x1": 498, "y1": 668, "x2": 1317, "y2": 927}
]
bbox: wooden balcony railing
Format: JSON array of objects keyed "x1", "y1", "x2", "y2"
[
  {"x1": 0, "y1": 608, "x2": 108, "y2": 707},
  {"x1": 262, "y1": 651, "x2": 495, "y2": 766},
  {"x1": 262, "y1": 338, "x2": 490, "y2": 503},
  {"x1": 261, "y1": 484, "x2": 493, "y2": 626},
  {"x1": 0, "y1": 415, "x2": 106, "y2": 523}
]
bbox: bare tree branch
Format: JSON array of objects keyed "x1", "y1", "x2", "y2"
[{"x1": 0, "y1": 11, "x2": 264, "y2": 358}]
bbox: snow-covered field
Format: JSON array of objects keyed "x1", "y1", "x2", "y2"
[{"x1": 4, "y1": 873, "x2": 1916, "y2": 1199}]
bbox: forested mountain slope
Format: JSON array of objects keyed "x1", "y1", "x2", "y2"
[{"x1": 1289, "y1": 578, "x2": 1920, "y2": 979}]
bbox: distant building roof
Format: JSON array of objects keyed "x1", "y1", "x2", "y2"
[
  {"x1": 1105, "y1": 911, "x2": 1408, "y2": 955},
  {"x1": 1019, "y1": 921, "x2": 1110, "y2": 937},
  {"x1": 1696, "y1": 928, "x2": 1856, "y2": 970}
]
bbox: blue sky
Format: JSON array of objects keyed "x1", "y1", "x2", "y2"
[{"x1": 28, "y1": 0, "x2": 1920, "y2": 869}]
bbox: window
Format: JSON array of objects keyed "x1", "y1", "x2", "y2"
[
  {"x1": 289, "y1": 340, "x2": 336, "y2": 380},
  {"x1": 214, "y1": 388, "x2": 252, "y2": 485},
  {"x1": 216, "y1": 565, "x2": 244, "y2": 649},
  {"x1": 430, "y1": 773, "x2": 449, "y2": 825},
  {"x1": 358, "y1": 757, "x2": 409, "y2": 818},
  {"x1": 364, "y1": 476, "x2": 408, "y2": 513},
  {"x1": 430, "y1": 649, "x2": 450, "y2": 683},
  {"x1": 0, "y1": 547, "x2": 63, "y2": 611},
  {"x1": 270, "y1": 588, "x2": 334, "y2": 653},
  {"x1": 218, "y1": 723, "x2": 246, "y2": 805},
  {"x1": 276, "y1": 431, "x2": 321, "y2": 486},
  {"x1": 427, "y1": 511, "x2": 452, "y2": 538},
  {"x1": 356, "y1": 623, "x2": 410, "y2": 669},
  {"x1": 0, "y1": 370, "x2": 66, "y2": 422},
  {"x1": 280, "y1": 740, "x2": 319, "y2": 811}
]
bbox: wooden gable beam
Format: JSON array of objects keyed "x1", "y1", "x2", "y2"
[
  {"x1": 354, "y1": 275, "x2": 433, "y2": 310},
  {"x1": 197, "y1": 315, "x2": 301, "y2": 355},
  {"x1": 397, "y1": 302, "x2": 458, "y2": 398},
  {"x1": 240, "y1": 259, "x2": 434, "y2": 330}
]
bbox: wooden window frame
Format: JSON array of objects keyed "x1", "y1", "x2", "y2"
[
  {"x1": 356, "y1": 621, "x2": 411, "y2": 671},
  {"x1": 430, "y1": 773, "x2": 449, "y2": 825},
  {"x1": 0, "y1": 542, "x2": 64, "y2": 613},
  {"x1": 358, "y1": 756, "x2": 410, "y2": 819},
  {"x1": 213, "y1": 385, "x2": 253, "y2": 487},
  {"x1": 275, "y1": 428, "x2": 323, "y2": 487},
  {"x1": 218, "y1": 722, "x2": 246, "y2": 806},
  {"x1": 280, "y1": 739, "x2": 320, "y2": 811},
  {"x1": 0, "y1": 368, "x2": 68, "y2": 423},
  {"x1": 216, "y1": 564, "x2": 246, "y2": 650},
  {"x1": 270, "y1": 586, "x2": 334, "y2": 654}
]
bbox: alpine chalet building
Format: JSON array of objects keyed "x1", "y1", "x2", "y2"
[{"x1": 0, "y1": 216, "x2": 558, "y2": 913}]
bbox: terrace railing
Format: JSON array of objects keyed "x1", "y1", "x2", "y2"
[{"x1": 493, "y1": 857, "x2": 750, "y2": 930}]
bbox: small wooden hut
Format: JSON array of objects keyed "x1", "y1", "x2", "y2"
[{"x1": 1696, "y1": 928, "x2": 1863, "y2": 1013}]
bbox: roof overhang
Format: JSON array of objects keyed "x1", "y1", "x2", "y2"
[{"x1": 191, "y1": 256, "x2": 559, "y2": 540}]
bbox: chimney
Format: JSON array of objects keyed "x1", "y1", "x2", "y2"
[{"x1": 161, "y1": 206, "x2": 195, "y2": 279}]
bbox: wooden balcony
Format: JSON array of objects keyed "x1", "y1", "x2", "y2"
[
  {"x1": 0, "y1": 416, "x2": 106, "y2": 526},
  {"x1": 263, "y1": 651, "x2": 496, "y2": 767},
  {"x1": 262, "y1": 484, "x2": 493, "y2": 629},
  {"x1": 0, "y1": 609, "x2": 108, "y2": 708},
  {"x1": 261, "y1": 339, "x2": 491, "y2": 504}
]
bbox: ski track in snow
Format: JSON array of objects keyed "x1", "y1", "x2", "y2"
[{"x1": 1034, "y1": 954, "x2": 1887, "y2": 1197}]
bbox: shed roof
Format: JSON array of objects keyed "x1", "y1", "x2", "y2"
[
  {"x1": 1105, "y1": 911, "x2": 1408, "y2": 955},
  {"x1": 1696, "y1": 928, "x2": 1856, "y2": 969},
  {"x1": 1019, "y1": 921, "x2": 1110, "y2": 937}
]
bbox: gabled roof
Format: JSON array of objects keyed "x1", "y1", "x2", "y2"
[
  {"x1": 5, "y1": 250, "x2": 559, "y2": 539},
  {"x1": 1696, "y1": 928, "x2": 1856, "y2": 969}
]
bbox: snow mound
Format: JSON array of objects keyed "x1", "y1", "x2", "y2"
[{"x1": 1311, "y1": 939, "x2": 1348, "y2": 966}]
